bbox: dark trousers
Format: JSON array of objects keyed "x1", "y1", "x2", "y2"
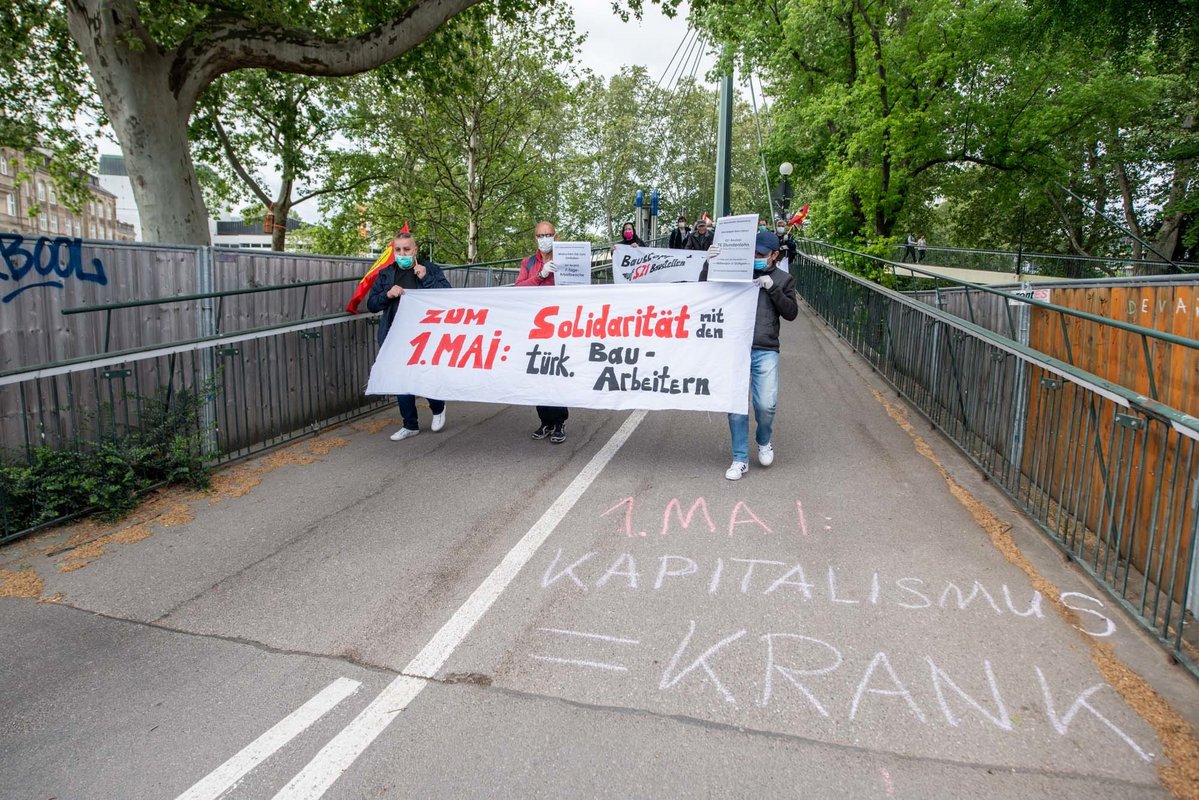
[
  {"x1": 397, "y1": 395, "x2": 445, "y2": 431},
  {"x1": 537, "y1": 405, "x2": 569, "y2": 426}
]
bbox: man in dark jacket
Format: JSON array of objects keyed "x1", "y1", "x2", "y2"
[
  {"x1": 668, "y1": 214, "x2": 690, "y2": 249},
  {"x1": 683, "y1": 217, "x2": 714, "y2": 251},
  {"x1": 701, "y1": 230, "x2": 799, "y2": 480},
  {"x1": 366, "y1": 230, "x2": 452, "y2": 441}
]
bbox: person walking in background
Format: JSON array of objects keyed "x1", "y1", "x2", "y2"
[
  {"x1": 515, "y1": 220, "x2": 569, "y2": 444},
  {"x1": 668, "y1": 214, "x2": 690, "y2": 249},
  {"x1": 903, "y1": 231, "x2": 917, "y2": 262},
  {"x1": 684, "y1": 217, "x2": 714, "y2": 251},
  {"x1": 775, "y1": 218, "x2": 797, "y2": 273},
  {"x1": 366, "y1": 229, "x2": 451, "y2": 441},
  {"x1": 916, "y1": 234, "x2": 927, "y2": 263}
]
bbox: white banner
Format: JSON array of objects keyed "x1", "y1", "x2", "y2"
[
  {"x1": 611, "y1": 245, "x2": 706, "y2": 285},
  {"x1": 707, "y1": 213, "x2": 758, "y2": 282},
  {"x1": 366, "y1": 282, "x2": 758, "y2": 413}
]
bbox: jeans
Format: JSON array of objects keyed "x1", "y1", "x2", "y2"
[
  {"x1": 397, "y1": 395, "x2": 444, "y2": 431},
  {"x1": 727, "y1": 349, "x2": 779, "y2": 463}
]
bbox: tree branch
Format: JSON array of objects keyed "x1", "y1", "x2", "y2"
[
  {"x1": 173, "y1": 0, "x2": 485, "y2": 113},
  {"x1": 212, "y1": 113, "x2": 273, "y2": 207},
  {"x1": 294, "y1": 172, "x2": 390, "y2": 205}
]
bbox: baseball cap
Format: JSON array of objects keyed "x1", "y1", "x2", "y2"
[{"x1": 755, "y1": 231, "x2": 780, "y2": 254}]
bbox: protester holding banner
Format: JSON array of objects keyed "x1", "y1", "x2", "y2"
[
  {"x1": 668, "y1": 215, "x2": 690, "y2": 249},
  {"x1": 366, "y1": 229, "x2": 452, "y2": 441},
  {"x1": 515, "y1": 220, "x2": 569, "y2": 444},
  {"x1": 683, "y1": 217, "x2": 714, "y2": 251},
  {"x1": 702, "y1": 230, "x2": 799, "y2": 480}
]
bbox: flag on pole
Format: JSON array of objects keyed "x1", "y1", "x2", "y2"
[
  {"x1": 789, "y1": 204, "x2": 810, "y2": 229},
  {"x1": 345, "y1": 222, "x2": 409, "y2": 314}
]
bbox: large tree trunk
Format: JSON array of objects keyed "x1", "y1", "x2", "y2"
[
  {"x1": 66, "y1": 1, "x2": 211, "y2": 244},
  {"x1": 65, "y1": 0, "x2": 483, "y2": 247}
]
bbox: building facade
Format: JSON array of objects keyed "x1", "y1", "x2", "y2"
[{"x1": 0, "y1": 147, "x2": 136, "y2": 242}]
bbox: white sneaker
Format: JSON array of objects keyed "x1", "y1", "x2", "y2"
[
  {"x1": 390, "y1": 427, "x2": 420, "y2": 441},
  {"x1": 758, "y1": 443, "x2": 775, "y2": 467},
  {"x1": 725, "y1": 461, "x2": 748, "y2": 480},
  {"x1": 431, "y1": 411, "x2": 446, "y2": 432}
]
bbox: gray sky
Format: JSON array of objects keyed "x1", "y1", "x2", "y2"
[{"x1": 566, "y1": 0, "x2": 716, "y2": 83}]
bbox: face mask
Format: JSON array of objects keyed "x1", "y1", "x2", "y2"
[
  {"x1": 395, "y1": 255, "x2": 415, "y2": 269},
  {"x1": 776, "y1": 225, "x2": 786, "y2": 234},
  {"x1": 753, "y1": 258, "x2": 769, "y2": 272},
  {"x1": 623, "y1": 230, "x2": 634, "y2": 240},
  {"x1": 536, "y1": 235, "x2": 554, "y2": 253}
]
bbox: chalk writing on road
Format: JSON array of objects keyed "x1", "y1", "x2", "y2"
[
  {"x1": 525, "y1": 618, "x2": 1152, "y2": 763},
  {"x1": 0, "y1": 234, "x2": 107, "y2": 303}
]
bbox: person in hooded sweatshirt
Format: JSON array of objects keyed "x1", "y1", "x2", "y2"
[{"x1": 700, "y1": 231, "x2": 799, "y2": 480}]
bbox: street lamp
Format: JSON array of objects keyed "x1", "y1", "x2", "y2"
[{"x1": 773, "y1": 162, "x2": 794, "y2": 220}]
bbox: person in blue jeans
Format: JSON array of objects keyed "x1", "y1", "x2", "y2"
[
  {"x1": 702, "y1": 230, "x2": 799, "y2": 480},
  {"x1": 366, "y1": 229, "x2": 452, "y2": 441}
]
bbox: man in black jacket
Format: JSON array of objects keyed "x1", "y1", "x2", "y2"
[
  {"x1": 668, "y1": 214, "x2": 690, "y2": 249},
  {"x1": 702, "y1": 231, "x2": 799, "y2": 480},
  {"x1": 366, "y1": 230, "x2": 452, "y2": 441}
]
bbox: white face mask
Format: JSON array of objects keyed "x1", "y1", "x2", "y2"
[
  {"x1": 678, "y1": 222, "x2": 686, "y2": 229},
  {"x1": 536, "y1": 235, "x2": 554, "y2": 253}
]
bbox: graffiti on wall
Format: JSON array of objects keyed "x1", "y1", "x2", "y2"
[{"x1": 0, "y1": 234, "x2": 108, "y2": 303}]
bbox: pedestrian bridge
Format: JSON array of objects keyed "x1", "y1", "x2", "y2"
[{"x1": 1, "y1": 237, "x2": 1198, "y2": 799}]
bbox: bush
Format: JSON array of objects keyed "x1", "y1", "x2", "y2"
[{"x1": 0, "y1": 385, "x2": 212, "y2": 536}]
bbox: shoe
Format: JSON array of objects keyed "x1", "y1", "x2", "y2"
[
  {"x1": 390, "y1": 427, "x2": 420, "y2": 441},
  {"x1": 549, "y1": 423, "x2": 567, "y2": 444},
  {"x1": 431, "y1": 411, "x2": 446, "y2": 432},
  {"x1": 531, "y1": 424, "x2": 552, "y2": 440},
  {"x1": 725, "y1": 461, "x2": 748, "y2": 480},
  {"x1": 758, "y1": 443, "x2": 774, "y2": 467}
]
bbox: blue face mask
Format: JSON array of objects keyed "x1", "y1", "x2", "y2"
[
  {"x1": 753, "y1": 258, "x2": 769, "y2": 271},
  {"x1": 395, "y1": 255, "x2": 415, "y2": 269}
]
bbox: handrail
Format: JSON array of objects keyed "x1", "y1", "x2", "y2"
[{"x1": 802, "y1": 239, "x2": 1199, "y2": 351}]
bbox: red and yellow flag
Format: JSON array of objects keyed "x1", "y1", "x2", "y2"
[
  {"x1": 789, "y1": 204, "x2": 810, "y2": 228},
  {"x1": 345, "y1": 244, "x2": 395, "y2": 314}
]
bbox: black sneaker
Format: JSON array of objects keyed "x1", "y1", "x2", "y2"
[
  {"x1": 531, "y1": 424, "x2": 552, "y2": 440},
  {"x1": 549, "y1": 423, "x2": 566, "y2": 444}
]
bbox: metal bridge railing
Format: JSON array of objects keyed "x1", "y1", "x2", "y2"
[
  {"x1": 886, "y1": 243, "x2": 1162, "y2": 278},
  {"x1": 793, "y1": 247, "x2": 1199, "y2": 677},
  {"x1": 0, "y1": 242, "x2": 627, "y2": 543}
]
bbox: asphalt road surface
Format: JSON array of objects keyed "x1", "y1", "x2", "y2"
[{"x1": 3, "y1": 304, "x2": 1197, "y2": 800}]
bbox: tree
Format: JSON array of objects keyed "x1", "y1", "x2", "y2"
[
  {"x1": 189, "y1": 71, "x2": 380, "y2": 251},
  {"x1": 2, "y1": 0, "x2": 549, "y2": 245}
]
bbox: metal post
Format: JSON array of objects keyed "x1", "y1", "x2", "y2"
[
  {"x1": 195, "y1": 245, "x2": 218, "y2": 457},
  {"x1": 714, "y1": 63, "x2": 734, "y2": 219}
]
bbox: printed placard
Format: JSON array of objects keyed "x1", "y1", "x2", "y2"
[
  {"x1": 552, "y1": 241, "x2": 593, "y2": 286},
  {"x1": 706, "y1": 213, "x2": 758, "y2": 282},
  {"x1": 611, "y1": 245, "x2": 706, "y2": 285},
  {"x1": 366, "y1": 282, "x2": 758, "y2": 413}
]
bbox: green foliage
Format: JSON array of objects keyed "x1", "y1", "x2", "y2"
[
  {"x1": 0, "y1": 386, "x2": 211, "y2": 536},
  {"x1": 0, "y1": 1, "x2": 104, "y2": 210}
]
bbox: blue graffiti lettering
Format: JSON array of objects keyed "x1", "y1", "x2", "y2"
[{"x1": 0, "y1": 233, "x2": 108, "y2": 303}]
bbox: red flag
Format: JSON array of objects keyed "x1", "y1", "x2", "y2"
[
  {"x1": 345, "y1": 245, "x2": 395, "y2": 314},
  {"x1": 399, "y1": 221, "x2": 410, "y2": 234},
  {"x1": 790, "y1": 204, "x2": 810, "y2": 228}
]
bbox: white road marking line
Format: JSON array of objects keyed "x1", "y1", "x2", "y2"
[
  {"x1": 537, "y1": 627, "x2": 640, "y2": 644},
  {"x1": 175, "y1": 677, "x2": 362, "y2": 800},
  {"x1": 531, "y1": 655, "x2": 629, "y2": 672},
  {"x1": 273, "y1": 409, "x2": 649, "y2": 800}
]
